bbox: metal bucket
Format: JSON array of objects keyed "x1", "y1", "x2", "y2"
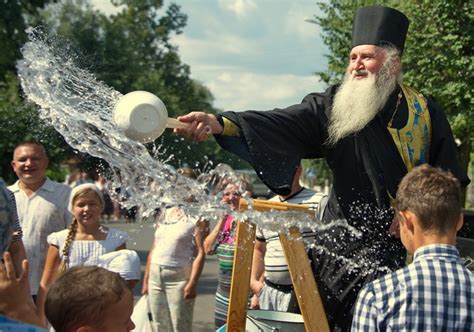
[{"x1": 217, "y1": 310, "x2": 305, "y2": 331}]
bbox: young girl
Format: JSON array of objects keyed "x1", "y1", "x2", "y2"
[{"x1": 36, "y1": 183, "x2": 128, "y2": 322}]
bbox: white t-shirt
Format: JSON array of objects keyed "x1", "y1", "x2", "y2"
[
  {"x1": 256, "y1": 188, "x2": 328, "y2": 285},
  {"x1": 47, "y1": 228, "x2": 128, "y2": 267},
  {"x1": 151, "y1": 207, "x2": 197, "y2": 267},
  {"x1": 9, "y1": 178, "x2": 71, "y2": 295}
]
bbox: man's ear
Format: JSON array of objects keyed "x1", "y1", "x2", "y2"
[
  {"x1": 76, "y1": 327, "x2": 92, "y2": 332},
  {"x1": 456, "y1": 214, "x2": 464, "y2": 232},
  {"x1": 391, "y1": 56, "x2": 401, "y2": 75}
]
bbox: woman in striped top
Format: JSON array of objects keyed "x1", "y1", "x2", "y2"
[{"x1": 204, "y1": 183, "x2": 241, "y2": 329}]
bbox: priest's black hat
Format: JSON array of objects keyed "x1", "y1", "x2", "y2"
[{"x1": 352, "y1": 6, "x2": 409, "y2": 54}]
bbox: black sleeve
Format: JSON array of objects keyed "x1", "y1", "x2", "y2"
[
  {"x1": 428, "y1": 97, "x2": 470, "y2": 187},
  {"x1": 215, "y1": 92, "x2": 329, "y2": 195}
]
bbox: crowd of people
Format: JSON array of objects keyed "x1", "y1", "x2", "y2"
[{"x1": 1, "y1": 5, "x2": 473, "y2": 332}]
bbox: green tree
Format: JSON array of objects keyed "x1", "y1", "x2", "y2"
[
  {"x1": 311, "y1": 0, "x2": 473, "y2": 202},
  {"x1": 36, "y1": 0, "x2": 246, "y2": 171},
  {"x1": 1, "y1": 0, "x2": 247, "y2": 182},
  {"x1": 0, "y1": 0, "x2": 72, "y2": 182}
]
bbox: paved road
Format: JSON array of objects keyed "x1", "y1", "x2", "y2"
[{"x1": 112, "y1": 221, "x2": 218, "y2": 331}]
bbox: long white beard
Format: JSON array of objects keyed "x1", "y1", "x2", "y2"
[{"x1": 327, "y1": 64, "x2": 398, "y2": 145}]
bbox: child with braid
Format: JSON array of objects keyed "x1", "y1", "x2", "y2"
[{"x1": 35, "y1": 183, "x2": 128, "y2": 323}]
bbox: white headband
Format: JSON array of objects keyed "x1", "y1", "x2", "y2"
[{"x1": 68, "y1": 183, "x2": 105, "y2": 212}]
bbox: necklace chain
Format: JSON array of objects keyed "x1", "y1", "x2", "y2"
[{"x1": 388, "y1": 91, "x2": 403, "y2": 128}]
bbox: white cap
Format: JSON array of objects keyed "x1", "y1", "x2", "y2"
[{"x1": 98, "y1": 249, "x2": 141, "y2": 281}]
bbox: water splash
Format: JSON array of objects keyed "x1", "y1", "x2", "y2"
[
  {"x1": 16, "y1": 28, "x2": 330, "y2": 233},
  {"x1": 16, "y1": 28, "x2": 399, "y2": 294}
]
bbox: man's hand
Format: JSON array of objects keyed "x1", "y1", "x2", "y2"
[{"x1": 173, "y1": 112, "x2": 223, "y2": 142}]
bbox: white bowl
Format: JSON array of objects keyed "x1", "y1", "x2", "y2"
[{"x1": 113, "y1": 91, "x2": 168, "y2": 143}]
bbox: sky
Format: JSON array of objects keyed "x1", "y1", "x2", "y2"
[{"x1": 93, "y1": 0, "x2": 329, "y2": 111}]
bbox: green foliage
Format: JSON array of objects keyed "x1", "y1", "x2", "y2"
[
  {"x1": 0, "y1": 0, "x2": 247, "y2": 183},
  {"x1": 0, "y1": 62, "x2": 73, "y2": 183},
  {"x1": 399, "y1": 1, "x2": 473, "y2": 144}
]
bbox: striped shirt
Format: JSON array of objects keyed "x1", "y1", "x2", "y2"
[
  {"x1": 256, "y1": 188, "x2": 327, "y2": 285},
  {"x1": 7, "y1": 189, "x2": 23, "y2": 242},
  {"x1": 351, "y1": 244, "x2": 474, "y2": 331}
]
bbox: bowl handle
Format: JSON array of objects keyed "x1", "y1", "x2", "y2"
[{"x1": 166, "y1": 118, "x2": 189, "y2": 129}]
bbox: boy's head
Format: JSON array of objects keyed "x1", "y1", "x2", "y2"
[
  {"x1": 45, "y1": 266, "x2": 135, "y2": 332},
  {"x1": 393, "y1": 164, "x2": 463, "y2": 252}
]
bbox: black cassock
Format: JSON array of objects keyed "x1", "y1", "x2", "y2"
[{"x1": 215, "y1": 85, "x2": 469, "y2": 331}]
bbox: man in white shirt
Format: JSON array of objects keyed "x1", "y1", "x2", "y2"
[
  {"x1": 250, "y1": 164, "x2": 328, "y2": 313},
  {"x1": 8, "y1": 142, "x2": 71, "y2": 300}
]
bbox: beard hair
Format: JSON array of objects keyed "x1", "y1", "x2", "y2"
[{"x1": 326, "y1": 57, "x2": 400, "y2": 146}]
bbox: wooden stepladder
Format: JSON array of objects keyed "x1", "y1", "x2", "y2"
[{"x1": 225, "y1": 199, "x2": 330, "y2": 332}]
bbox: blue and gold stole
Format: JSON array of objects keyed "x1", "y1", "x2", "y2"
[{"x1": 388, "y1": 84, "x2": 431, "y2": 171}]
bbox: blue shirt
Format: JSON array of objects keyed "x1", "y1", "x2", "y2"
[
  {"x1": 351, "y1": 244, "x2": 473, "y2": 331},
  {"x1": 0, "y1": 315, "x2": 46, "y2": 331}
]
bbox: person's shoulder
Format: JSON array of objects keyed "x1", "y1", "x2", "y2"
[
  {"x1": 292, "y1": 188, "x2": 327, "y2": 204},
  {"x1": 44, "y1": 178, "x2": 72, "y2": 193},
  {"x1": 6, "y1": 181, "x2": 19, "y2": 192},
  {"x1": 0, "y1": 314, "x2": 46, "y2": 331},
  {"x1": 47, "y1": 228, "x2": 69, "y2": 243},
  {"x1": 301, "y1": 84, "x2": 339, "y2": 118},
  {"x1": 303, "y1": 85, "x2": 339, "y2": 101},
  {"x1": 400, "y1": 83, "x2": 440, "y2": 110},
  {"x1": 363, "y1": 266, "x2": 409, "y2": 300}
]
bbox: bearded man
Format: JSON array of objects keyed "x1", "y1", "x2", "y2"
[{"x1": 175, "y1": 6, "x2": 469, "y2": 330}]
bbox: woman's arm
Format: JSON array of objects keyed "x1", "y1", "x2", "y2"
[
  {"x1": 35, "y1": 245, "x2": 61, "y2": 324},
  {"x1": 203, "y1": 217, "x2": 225, "y2": 254},
  {"x1": 249, "y1": 240, "x2": 266, "y2": 309},
  {"x1": 183, "y1": 219, "x2": 209, "y2": 299},
  {"x1": 141, "y1": 241, "x2": 156, "y2": 295}
]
